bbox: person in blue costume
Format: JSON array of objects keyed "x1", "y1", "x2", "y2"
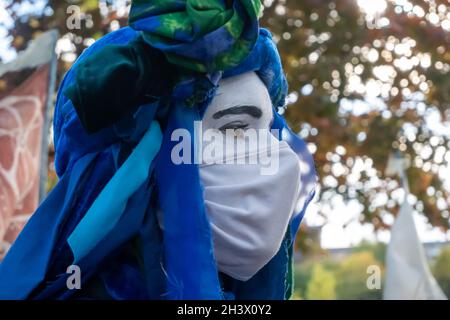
[{"x1": 0, "y1": 0, "x2": 316, "y2": 300}]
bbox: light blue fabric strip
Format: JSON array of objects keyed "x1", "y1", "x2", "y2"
[{"x1": 67, "y1": 121, "x2": 162, "y2": 263}]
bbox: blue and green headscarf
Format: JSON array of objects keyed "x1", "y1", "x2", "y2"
[{"x1": 129, "y1": 0, "x2": 261, "y2": 72}]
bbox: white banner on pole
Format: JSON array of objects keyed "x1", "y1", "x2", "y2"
[{"x1": 384, "y1": 201, "x2": 447, "y2": 300}]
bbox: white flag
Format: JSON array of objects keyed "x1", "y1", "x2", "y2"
[{"x1": 384, "y1": 201, "x2": 447, "y2": 300}]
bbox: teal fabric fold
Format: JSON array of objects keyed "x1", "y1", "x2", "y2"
[{"x1": 67, "y1": 121, "x2": 162, "y2": 262}]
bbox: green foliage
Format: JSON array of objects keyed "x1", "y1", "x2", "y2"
[
  {"x1": 294, "y1": 259, "x2": 314, "y2": 297},
  {"x1": 295, "y1": 243, "x2": 387, "y2": 300},
  {"x1": 335, "y1": 251, "x2": 383, "y2": 299},
  {"x1": 295, "y1": 241, "x2": 450, "y2": 300},
  {"x1": 305, "y1": 263, "x2": 337, "y2": 300},
  {"x1": 290, "y1": 290, "x2": 302, "y2": 300},
  {"x1": 433, "y1": 245, "x2": 450, "y2": 298},
  {"x1": 294, "y1": 257, "x2": 340, "y2": 299},
  {"x1": 352, "y1": 241, "x2": 386, "y2": 262}
]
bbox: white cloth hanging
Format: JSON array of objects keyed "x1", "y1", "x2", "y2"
[{"x1": 384, "y1": 201, "x2": 447, "y2": 300}]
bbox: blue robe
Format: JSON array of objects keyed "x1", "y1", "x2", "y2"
[{"x1": 0, "y1": 27, "x2": 316, "y2": 300}]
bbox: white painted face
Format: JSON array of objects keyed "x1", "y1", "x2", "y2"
[{"x1": 202, "y1": 72, "x2": 273, "y2": 132}]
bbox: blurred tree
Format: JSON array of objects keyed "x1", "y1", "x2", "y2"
[
  {"x1": 2, "y1": 0, "x2": 126, "y2": 82},
  {"x1": 2, "y1": 0, "x2": 450, "y2": 243},
  {"x1": 294, "y1": 257, "x2": 339, "y2": 298},
  {"x1": 294, "y1": 259, "x2": 314, "y2": 297},
  {"x1": 260, "y1": 0, "x2": 450, "y2": 236},
  {"x1": 352, "y1": 240, "x2": 387, "y2": 262},
  {"x1": 335, "y1": 251, "x2": 383, "y2": 299},
  {"x1": 433, "y1": 245, "x2": 450, "y2": 297},
  {"x1": 296, "y1": 242, "x2": 450, "y2": 299},
  {"x1": 306, "y1": 263, "x2": 337, "y2": 299}
]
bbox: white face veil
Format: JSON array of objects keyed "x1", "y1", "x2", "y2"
[{"x1": 199, "y1": 72, "x2": 302, "y2": 281}]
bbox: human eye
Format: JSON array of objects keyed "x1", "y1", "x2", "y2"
[{"x1": 218, "y1": 121, "x2": 249, "y2": 133}]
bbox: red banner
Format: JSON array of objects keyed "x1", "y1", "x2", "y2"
[{"x1": 0, "y1": 31, "x2": 57, "y2": 258}]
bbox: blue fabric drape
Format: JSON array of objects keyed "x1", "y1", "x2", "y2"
[{"x1": 0, "y1": 26, "x2": 316, "y2": 300}]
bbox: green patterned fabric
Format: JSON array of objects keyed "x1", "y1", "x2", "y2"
[{"x1": 129, "y1": 0, "x2": 261, "y2": 73}]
